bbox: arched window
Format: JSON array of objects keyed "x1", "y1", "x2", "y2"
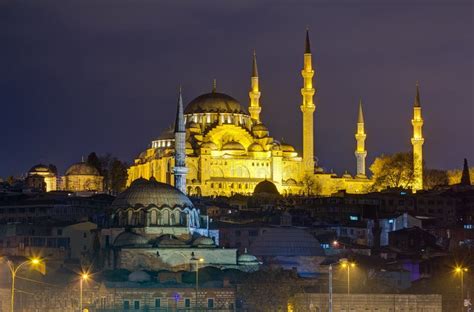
[
  {"x1": 162, "y1": 210, "x2": 170, "y2": 225},
  {"x1": 150, "y1": 210, "x2": 157, "y2": 225}
]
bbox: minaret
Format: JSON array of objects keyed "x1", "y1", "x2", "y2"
[
  {"x1": 355, "y1": 99, "x2": 367, "y2": 177},
  {"x1": 174, "y1": 87, "x2": 188, "y2": 194},
  {"x1": 301, "y1": 29, "x2": 316, "y2": 173},
  {"x1": 411, "y1": 82, "x2": 424, "y2": 192},
  {"x1": 248, "y1": 50, "x2": 262, "y2": 122}
]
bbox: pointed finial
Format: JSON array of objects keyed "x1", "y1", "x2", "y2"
[
  {"x1": 212, "y1": 79, "x2": 217, "y2": 93},
  {"x1": 305, "y1": 28, "x2": 311, "y2": 54},
  {"x1": 174, "y1": 86, "x2": 185, "y2": 133},
  {"x1": 81, "y1": 155, "x2": 85, "y2": 163},
  {"x1": 358, "y1": 98, "x2": 364, "y2": 123},
  {"x1": 252, "y1": 49, "x2": 258, "y2": 77},
  {"x1": 414, "y1": 81, "x2": 421, "y2": 107}
]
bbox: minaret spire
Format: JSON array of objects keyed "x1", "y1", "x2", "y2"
[
  {"x1": 355, "y1": 98, "x2": 367, "y2": 177},
  {"x1": 305, "y1": 28, "x2": 311, "y2": 53},
  {"x1": 173, "y1": 87, "x2": 188, "y2": 194},
  {"x1": 461, "y1": 158, "x2": 471, "y2": 185},
  {"x1": 411, "y1": 82, "x2": 424, "y2": 192},
  {"x1": 300, "y1": 28, "x2": 316, "y2": 173},
  {"x1": 248, "y1": 49, "x2": 262, "y2": 122}
]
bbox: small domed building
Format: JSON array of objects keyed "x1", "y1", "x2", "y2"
[
  {"x1": 62, "y1": 162, "x2": 104, "y2": 192},
  {"x1": 26, "y1": 164, "x2": 57, "y2": 192},
  {"x1": 100, "y1": 178, "x2": 258, "y2": 272}
]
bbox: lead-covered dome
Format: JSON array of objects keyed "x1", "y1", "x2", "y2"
[
  {"x1": 111, "y1": 178, "x2": 194, "y2": 210},
  {"x1": 184, "y1": 92, "x2": 248, "y2": 115},
  {"x1": 66, "y1": 162, "x2": 100, "y2": 176},
  {"x1": 29, "y1": 164, "x2": 55, "y2": 175}
]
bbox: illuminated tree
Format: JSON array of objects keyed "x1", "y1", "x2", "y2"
[{"x1": 369, "y1": 152, "x2": 416, "y2": 191}]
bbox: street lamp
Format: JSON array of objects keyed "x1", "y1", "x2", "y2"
[
  {"x1": 340, "y1": 259, "x2": 356, "y2": 312},
  {"x1": 191, "y1": 252, "x2": 204, "y2": 311},
  {"x1": 6, "y1": 257, "x2": 43, "y2": 312},
  {"x1": 455, "y1": 266, "x2": 468, "y2": 312},
  {"x1": 80, "y1": 272, "x2": 90, "y2": 312}
]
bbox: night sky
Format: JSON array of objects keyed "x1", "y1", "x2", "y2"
[{"x1": 1, "y1": 0, "x2": 472, "y2": 178}]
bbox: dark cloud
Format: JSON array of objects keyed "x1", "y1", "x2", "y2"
[{"x1": 1, "y1": 0, "x2": 472, "y2": 177}]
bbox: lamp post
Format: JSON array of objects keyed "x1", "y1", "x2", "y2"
[
  {"x1": 455, "y1": 266, "x2": 468, "y2": 312},
  {"x1": 6, "y1": 257, "x2": 42, "y2": 312},
  {"x1": 191, "y1": 252, "x2": 204, "y2": 311},
  {"x1": 80, "y1": 272, "x2": 90, "y2": 312},
  {"x1": 340, "y1": 259, "x2": 356, "y2": 312}
]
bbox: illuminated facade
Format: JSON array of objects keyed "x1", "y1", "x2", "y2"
[
  {"x1": 127, "y1": 30, "x2": 372, "y2": 196},
  {"x1": 411, "y1": 83, "x2": 424, "y2": 192},
  {"x1": 62, "y1": 162, "x2": 104, "y2": 192}
]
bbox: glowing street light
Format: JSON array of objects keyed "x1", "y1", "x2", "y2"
[
  {"x1": 190, "y1": 252, "x2": 204, "y2": 310},
  {"x1": 6, "y1": 257, "x2": 44, "y2": 312},
  {"x1": 80, "y1": 271, "x2": 90, "y2": 312},
  {"x1": 454, "y1": 265, "x2": 468, "y2": 312},
  {"x1": 340, "y1": 259, "x2": 356, "y2": 312}
]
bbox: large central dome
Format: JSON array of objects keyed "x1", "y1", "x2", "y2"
[{"x1": 184, "y1": 92, "x2": 248, "y2": 115}]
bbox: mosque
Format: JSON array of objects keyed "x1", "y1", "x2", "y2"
[{"x1": 127, "y1": 30, "x2": 425, "y2": 196}]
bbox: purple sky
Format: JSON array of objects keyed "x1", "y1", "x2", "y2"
[{"x1": 1, "y1": 0, "x2": 472, "y2": 177}]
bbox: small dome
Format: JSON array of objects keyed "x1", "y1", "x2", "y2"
[
  {"x1": 222, "y1": 141, "x2": 245, "y2": 151},
  {"x1": 193, "y1": 236, "x2": 216, "y2": 247},
  {"x1": 111, "y1": 178, "x2": 194, "y2": 210},
  {"x1": 66, "y1": 162, "x2": 100, "y2": 176},
  {"x1": 29, "y1": 164, "x2": 54, "y2": 175},
  {"x1": 201, "y1": 142, "x2": 218, "y2": 150},
  {"x1": 185, "y1": 141, "x2": 193, "y2": 149},
  {"x1": 185, "y1": 92, "x2": 248, "y2": 115},
  {"x1": 252, "y1": 123, "x2": 268, "y2": 132},
  {"x1": 248, "y1": 143, "x2": 264, "y2": 152},
  {"x1": 157, "y1": 235, "x2": 187, "y2": 248},
  {"x1": 156, "y1": 127, "x2": 175, "y2": 140},
  {"x1": 238, "y1": 253, "x2": 258, "y2": 264},
  {"x1": 114, "y1": 231, "x2": 149, "y2": 247},
  {"x1": 271, "y1": 144, "x2": 281, "y2": 151},
  {"x1": 342, "y1": 171, "x2": 352, "y2": 178},
  {"x1": 128, "y1": 270, "x2": 151, "y2": 282},
  {"x1": 253, "y1": 180, "x2": 279, "y2": 196},
  {"x1": 281, "y1": 143, "x2": 295, "y2": 152}
]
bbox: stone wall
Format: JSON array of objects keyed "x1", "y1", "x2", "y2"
[{"x1": 290, "y1": 293, "x2": 442, "y2": 312}]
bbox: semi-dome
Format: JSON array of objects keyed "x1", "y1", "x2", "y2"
[
  {"x1": 156, "y1": 127, "x2": 174, "y2": 140},
  {"x1": 157, "y1": 235, "x2": 187, "y2": 248},
  {"x1": 114, "y1": 231, "x2": 150, "y2": 247},
  {"x1": 184, "y1": 92, "x2": 248, "y2": 115},
  {"x1": 66, "y1": 162, "x2": 100, "y2": 176},
  {"x1": 111, "y1": 178, "x2": 194, "y2": 210},
  {"x1": 248, "y1": 143, "x2": 264, "y2": 152},
  {"x1": 222, "y1": 141, "x2": 245, "y2": 151},
  {"x1": 253, "y1": 180, "x2": 279, "y2": 196}
]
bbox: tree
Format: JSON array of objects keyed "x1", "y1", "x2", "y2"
[
  {"x1": 237, "y1": 269, "x2": 303, "y2": 312},
  {"x1": 109, "y1": 158, "x2": 128, "y2": 194},
  {"x1": 424, "y1": 169, "x2": 449, "y2": 190},
  {"x1": 369, "y1": 152, "x2": 415, "y2": 191},
  {"x1": 48, "y1": 164, "x2": 58, "y2": 175},
  {"x1": 302, "y1": 173, "x2": 321, "y2": 196},
  {"x1": 86, "y1": 152, "x2": 102, "y2": 174}
]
